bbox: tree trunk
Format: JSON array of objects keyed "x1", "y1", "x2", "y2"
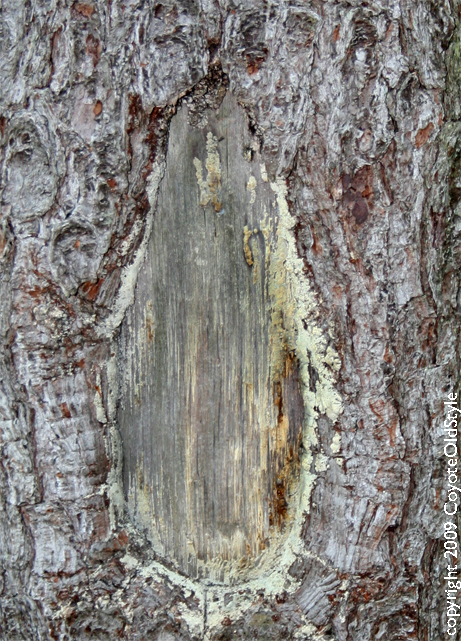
[{"x1": 0, "y1": 1, "x2": 460, "y2": 639}]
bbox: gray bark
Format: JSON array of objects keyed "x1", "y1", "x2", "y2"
[{"x1": 0, "y1": 1, "x2": 460, "y2": 640}]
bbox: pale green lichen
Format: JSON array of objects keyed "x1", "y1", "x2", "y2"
[
  {"x1": 97, "y1": 161, "x2": 164, "y2": 338},
  {"x1": 199, "y1": 176, "x2": 343, "y2": 621},
  {"x1": 247, "y1": 175, "x2": 257, "y2": 203},
  {"x1": 269, "y1": 175, "x2": 342, "y2": 447},
  {"x1": 94, "y1": 373, "x2": 107, "y2": 424},
  {"x1": 193, "y1": 158, "x2": 206, "y2": 204},
  {"x1": 242, "y1": 225, "x2": 254, "y2": 266},
  {"x1": 107, "y1": 160, "x2": 343, "y2": 636},
  {"x1": 193, "y1": 132, "x2": 222, "y2": 211},
  {"x1": 330, "y1": 432, "x2": 341, "y2": 454},
  {"x1": 315, "y1": 453, "x2": 329, "y2": 473}
]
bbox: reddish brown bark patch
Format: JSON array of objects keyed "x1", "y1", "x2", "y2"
[
  {"x1": 415, "y1": 123, "x2": 434, "y2": 148},
  {"x1": 246, "y1": 53, "x2": 268, "y2": 75},
  {"x1": 80, "y1": 279, "x2": 104, "y2": 302},
  {"x1": 73, "y1": 3, "x2": 94, "y2": 18},
  {"x1": 86, "y1": 35, "x2": 101, "y2": 67},
  {"x1": 341, "y1": 166, "x2": 374, "y2": 225}
]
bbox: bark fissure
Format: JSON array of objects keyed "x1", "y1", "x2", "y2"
[{"x1": 1, "y1": 1, "x2": 460, "y2": 639}]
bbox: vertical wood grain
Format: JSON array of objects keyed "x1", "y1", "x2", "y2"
[{"x1": 118, "y1": 95, "x2": 304, "y2": 579}]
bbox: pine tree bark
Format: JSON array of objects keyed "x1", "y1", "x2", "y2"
[{"x1": 1, "y1": 1, "x2": 460, "y2": 640}]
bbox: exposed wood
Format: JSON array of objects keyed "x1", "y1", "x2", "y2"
[
  {"x1": 0, "y1": 1, "x2": 460, "y2": 640},
  {"x1": 119, "y1": 95, "x2": 304, "y2": 580}
]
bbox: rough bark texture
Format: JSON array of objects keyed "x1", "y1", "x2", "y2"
[{"x1": 0, "y1": 1, "x2": 460, "y2": 640}]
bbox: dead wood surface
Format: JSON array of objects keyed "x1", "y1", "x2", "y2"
[{"x1": 0, "y1": 1, "x2": 460, "y2": 639}]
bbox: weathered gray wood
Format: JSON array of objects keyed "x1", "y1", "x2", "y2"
[
  {"x1": 119, "y1": 95, "x2": 304, "y2": 579},
  {"x1": 0, "y1": 1, "x2": 460, "y2": 639}
]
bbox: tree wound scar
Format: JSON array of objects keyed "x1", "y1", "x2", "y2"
[{"x1": 118, "y1": 94, "x2": 343, "y2": 584}]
